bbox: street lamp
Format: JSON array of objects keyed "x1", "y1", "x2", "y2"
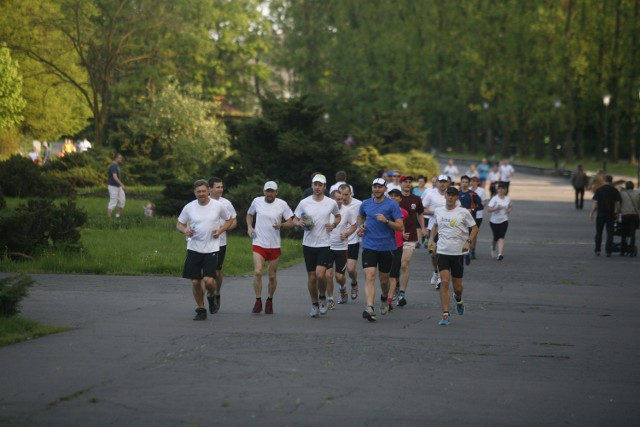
[
  {"x1": 603, "y1": 94, "x2": 611, "y2": 173},
  {"x1": 483, "y1": 101, "x2": 491, "y2": 156},
  {"x1": 553, "y1": 98, "x2": 562, "y2": 169}
]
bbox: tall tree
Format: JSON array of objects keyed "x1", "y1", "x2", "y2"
[{"x1": 0, "y1": 45, "x2": 26, "y2": 131}]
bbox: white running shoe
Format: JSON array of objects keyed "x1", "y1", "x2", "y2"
[
  {"x1": 309, "y1": 305, "x2": 319, "y2": 317},
  {"x1": 319, "y1": 300, "x2": 328, "y2": 315},
  {"x1": 430, "y1": 272, "x2": 439, "y2": 285},
  {"x1": 380, "y1": 300, "x2": 390, "y2": 315},
  {"x1": 490, "y1": 244, "x2": 496, "y2": 259}
]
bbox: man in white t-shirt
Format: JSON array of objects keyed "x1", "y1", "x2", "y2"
[
  {"x1": 246, "y1": 181, "x2": 294, "y2": 314},
  {"x1": 443, "y1": 159, "x2": 459, "y2": 185},
  {"x1": 207, "y1": 177, "x2": 238, "y2": 314},
  {"x1": 421, "y1": 175, "x2": 450, "y2": 288},
  {"x1": 339, "y1": 183, "x2": 362, "y2": 300},
  {"x1": 293, "y1": 174, "x2": 341, "y2": 317},
  {"x1": 177, "y1": 180, "x2": 234, "y2": 320},
  {"x1": 326, "y1": 189, "x2": 358, "y2": 308},
  {"x1": 428, "y1": 186, "x2": 478, "y2": 326}
]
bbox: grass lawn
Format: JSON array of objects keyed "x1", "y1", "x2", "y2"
[{"x1": 0, "y1": 316, "x2": 70, "y2": 347}]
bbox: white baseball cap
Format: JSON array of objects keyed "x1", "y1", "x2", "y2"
[
  {"x1": 372, "y1": 178, "x2": 387, "y2": 186},
  {"x1": 263, "y1": 181, "x2": 278, "y2": 191},
  {"x1": 312, "y1": 174, "x2": 327, "y2": 184},
  {"x1": 437, "y1": 175, "x2": 449, "y2": 182}
]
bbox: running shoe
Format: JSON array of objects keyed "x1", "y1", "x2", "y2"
[
  {"x1": 327, "y1": 298, "x2": 336, "y2": 310},
  {"x1": 397, "y1": 293, "x2": 407, "y2": 307},
  {"x1": 252, "y1": 299, "x2": 263, "y2": 314},
  {"x1": 207, "y1": 295, "x2": 216, "y2": 314},
  {"x1": 490, "y1": 244, "x2": 496, "y2": 259},
  {"x1": 212, "y1": 295, "x2": 220, "y2": 314},
  {"x1": 310, "y1": 304, "x2": 319, "y2": 318},
  {"x1": 350, "y1": 282, "x2": 358, "y2": 300},
  {"x1": 380, "y1": 295, "x2": 389, "y2": 315},
  {"x1": 430, "y1": 272, "x2": 439, "y2": 286},
  {"x1": 193, "y1": 308, "x2": 207, "y2": 321},
  {"x1": 456, "y1": 301, "x2": 465, "y2": 315},
  {"x1": 438, "y1": 314, "x2": 450, "y2": 326},
  {"x1": 497, "y1": 254, "x2": 504, "y2": 261},
  {"x1": 362, "y1": 306, "x2": 376, "y2": 322},
  {"x1": 319, "y1": 299, "x2": 328, "y2": 315},
  {"x1": 265, "y1": 298, "x2": 273, "y2": 314},
  {"x1": 338, "y1": 286, "x2": 348, "y2": 304}
]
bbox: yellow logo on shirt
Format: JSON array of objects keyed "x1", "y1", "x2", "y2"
[{"x1": 449, "y1": 219, "x2": 457, "y2": 227}]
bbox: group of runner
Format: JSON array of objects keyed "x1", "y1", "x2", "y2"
[{"x1": 175, "y1": 162, "x2": 514, "y2": 326}]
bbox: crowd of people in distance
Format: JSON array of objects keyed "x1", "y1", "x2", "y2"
[{"x1": 25, "y1": 138, "x2": 92, "y2": 165}]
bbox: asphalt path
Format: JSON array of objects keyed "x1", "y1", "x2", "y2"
[{"x1": 1, "y1": 174, "x2": 639, "y2": 427}]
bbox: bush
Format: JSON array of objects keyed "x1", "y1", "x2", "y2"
[
  {"x1": 0, "y1": 275, "x2": 34, "y2": 317},
  {"x1": 154, "y1": 179, "x2": 194, "y2": 217},
  {"x1": 0, "y1": 198, "x2": 87, "y2": 256},
  {"x1": 0, "y1": 155, "x2": 75, "y2": 197}
]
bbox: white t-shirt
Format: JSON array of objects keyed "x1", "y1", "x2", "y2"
[
  {"x1": 385, "y1": 182, "x2": 401, "y2": 195},
  {"x1": 488, "y1": 195, "x2": 512, "y2": 224},
  {"x1": 443, "y1": 165, "x2": 459, "y2": 183},
  {"x1": 213, "y1": 196, "x2": 237, "y2": 246},
  {"x1": 422, "y1": 190, "x2": 446, "y2": 230},
  {"x1": 247, "y1": 197, "x2": 294, "y2": 249},
  {"x1": 294, "y1": 196, "x2": 340, "y2": 247},
  {"x1": 471, "y1": 186, "x2": 488, "y2": 219},
  {"x1": 499, "y1": 164, "x2": 515, "y2": 182},
  {"x1": 178, "y1": 199, "x2": 231, "y2": 253},
  {"x1": 329, "y1": 204, "x2": 357, "y2": 250},
  {"x1": 341, "y1": 197, "x2": 362, "y2": 244},
  {"x1": 329, "y1": 181, "x2": 354, "y2": 195},
  {"x1": 488, "y1": 170, "x2": 501, "y2": 184},
  {"x1": 433, "y1": 206, "x2": 476, "y2": 255}
]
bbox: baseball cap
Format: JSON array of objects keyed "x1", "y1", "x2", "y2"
[
  {"x1": 437, "y1": 174, "x2": 449, "y2": 182},
  {"x1": 372, "y1": 178, "x2": 387, "y2": 186},
  {"x1": 312, "y1": 174, "x2": 327, "y2": 184},
  {"x1": 388, "y1": 189, "x2": 402, "y2": 197},
  {"x1": 445, "y1": 186, "x2": 459, "y2": 195},
  {"x1": 399, "y1": 175, "x2": 414, "y2": 182},
  {"x1": 386, "y1": 170, "x2": 394, "y2": 177},
  {"x1": 263, "y1": 181, "x2": 278, "y2": 191}
]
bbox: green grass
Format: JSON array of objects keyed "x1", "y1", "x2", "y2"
[
  {"x1": 0, "y1": 316, "x2": 70, "y2": 346},
  {"x1": 1, "y1": 196, "x2": 304, "y2": 276}
]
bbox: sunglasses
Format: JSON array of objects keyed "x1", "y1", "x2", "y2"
[{"x1": 392, "y1": 175, "x2": 400, "y2": 178}]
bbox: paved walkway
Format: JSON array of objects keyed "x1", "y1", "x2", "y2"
[{"x1": 1, "y1": 174, "x2": 639, "y2": 427}]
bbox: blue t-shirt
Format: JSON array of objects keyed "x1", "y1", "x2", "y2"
[
  {"x1": 477, "y1": 163, "x2": 490, "y2": 180},
  {"x1": 108, "y1": 162, "x2": 121, "y2": 187},
  {"x1": 359, "y1": 197, "x2": 402, "y2": 251}
]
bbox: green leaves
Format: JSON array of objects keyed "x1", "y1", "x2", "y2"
[{"x1": 0, "y1": 45, "x2": 26, "y2": 131}]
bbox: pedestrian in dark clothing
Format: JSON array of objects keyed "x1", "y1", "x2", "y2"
[
  {"x1": 571, "y1": 165, "x2": 589, "y2": 209},
  {"x1": 589, "y1": 175, "x2": 621, "y2": 257}
]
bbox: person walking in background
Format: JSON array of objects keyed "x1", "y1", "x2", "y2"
[
  {"x1": 488, "y1": 164, "x2": 500, "y2": 197},
  {"x1": 339, "y1": 183, "x2": 363, "y2": 301},
  {"x1": 207, "y1": 177, "x2": 238, "y2": 314},
  {"x1": 246, "y1": 181, "x2": 294, "y2": 314},
  {"x1": 589, "y1": 175, "x2": 621, "y2": 257},
  {"x1": 428, "y1": 186, "x2": 478, "y2": 326},
  {"x1": 177, "y1": 180, "x2": 234, "y2": 321},
  {"x1": 571, "y1": 164, "x2": 589, "y2": 210},
  {"x1": 477, "y1": 158, "x2": 490, "y2": 189},
  {"x1": 498, "y1": 159, "x2": 515, "y2": 195},
  {"x1": 357, "y1": 178, "x2": 404, "y2": 322},
  {"x1": 487, "y1": 184, "x2": 513, "y2": 260},
  {"x1": 293, "y1": 174, "x2": 341, "y2": 318},
  {"x1": 443, "y1": 159, "x2": 459, "y2": 185},
  {"x1": 107, "y1": 153, "x2": 125, "y2": 218},
  {"x1": 619, "y1": 181, "x2": 640, "y2": 257}
]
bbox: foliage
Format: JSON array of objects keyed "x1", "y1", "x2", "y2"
[
  {"x1": 117, "y1": 82, "x2": 230, "y2": 182},
  {"x1": 0, "y1": 155, "x2": 74, "y2": 198},
  {"x1": 0, "y1": 45, "x2": 26, "y2": 131},
  {"x1": 154, "y1": 179, "x2": 194, "y2": 218},
  {"x1": 229, "y1": 95, "x2": 356, "y2": 189},
  {"x1": 0, "y1": 127, "x2": 23, "y2": 160},
  {"x1": 0, "y1": 274, "x2": 33, "y2": 317},
  {"x1": 0, "y1": 198, "x2": 87, "y2": 256},
  {"x1": 351, "y1": 146, "x2": 439, "y2": 183}
]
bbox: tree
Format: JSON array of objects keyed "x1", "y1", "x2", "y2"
[{"x1": 0, "y1": 45, "x2": 26, "y2": 131}]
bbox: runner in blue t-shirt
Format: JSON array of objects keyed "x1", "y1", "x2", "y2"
[{"x1": 356, "y1": 178, "x2": 404, "y2": 321}]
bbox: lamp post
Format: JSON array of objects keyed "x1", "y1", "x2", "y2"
[
  {"x1": 603, "y1": 94, "x2": 611, "y2": 173},
  {"x1": 553, "y1": 98, "x2": 561, "y2": 170},
  {"x1": 483, "y1": 101, "x2": 490, "y2": 156}
]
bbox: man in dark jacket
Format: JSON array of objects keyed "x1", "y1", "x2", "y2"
[{"x1": 589, "y1": 175, "x2": 621, "y2": 257}]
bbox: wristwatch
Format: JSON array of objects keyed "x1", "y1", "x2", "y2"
[
  {"x1": 385, "y1": 219, "x2": 390, "y2": 224},
  {"x1": 466, "y1": 239, "x2": 472, "y2": 243}
]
